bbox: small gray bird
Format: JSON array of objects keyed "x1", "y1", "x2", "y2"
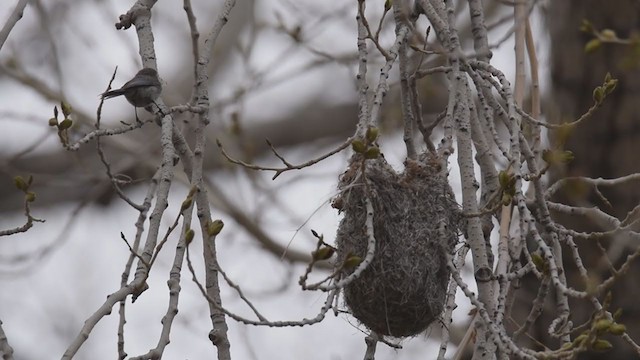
[{"x1": 101, "y1": 68, "x2": 162, "y2": 121}]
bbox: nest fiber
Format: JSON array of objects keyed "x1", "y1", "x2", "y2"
[{"x1": 335, "y1": 154, "x2": 459, "y2": 337}]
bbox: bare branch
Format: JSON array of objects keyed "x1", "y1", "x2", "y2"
[{"x1": 0, "y1": 0, "x2": 29, "y2": 51}]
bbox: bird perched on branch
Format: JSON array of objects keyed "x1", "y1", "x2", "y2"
[{"x1": 101, "y1": 67, "x2": 162, "y2": 122}]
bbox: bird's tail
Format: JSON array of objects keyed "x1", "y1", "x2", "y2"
[{"x1": 100, "y1": 89, "x2": 125, "y2": 99}]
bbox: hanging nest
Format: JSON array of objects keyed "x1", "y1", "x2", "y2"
[{"x1": 333, "y1": 152, "x2": 461, "y2": 337}]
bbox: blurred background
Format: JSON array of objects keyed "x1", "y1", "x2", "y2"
[{"x1": 1, "y1": 0, "x2": 639, "y2": 359}]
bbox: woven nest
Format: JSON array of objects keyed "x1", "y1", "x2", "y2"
[{"x1": 334, "y1": 153, "x2": 460, "y2": 337}]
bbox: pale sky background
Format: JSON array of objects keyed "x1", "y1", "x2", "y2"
[{"x1": 0, "y1": 1, "x2": 550, "y2": 359}]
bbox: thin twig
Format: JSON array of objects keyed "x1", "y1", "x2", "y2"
[{"x1": 217, "y1": 137, "x2": 353, "y2": 180}]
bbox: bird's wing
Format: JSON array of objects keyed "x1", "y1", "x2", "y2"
[{"x1": 120, "y1": 77, "x2": 152, "y2": 90}]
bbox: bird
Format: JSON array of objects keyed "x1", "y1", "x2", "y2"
[{"x1": 101, "y1": 67, "x2": 162, "y2": 122}]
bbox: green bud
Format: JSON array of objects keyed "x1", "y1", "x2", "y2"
[
  {"x1": 604, "y1": 78, "x2": 618, "y2": 95},
  {"x1": 609, "y1": 323, "x2": 626, "y2": 335},
  {"x1": 343, "y1": 255, "x2": 363, "y2": 269},
  {"x1": 613, "y1": 308, "x2": 623, "y2": 321},
  {"x1": 59, "y1": 119, "x2": 73, "y2": 130},
  {"x1": 365, "y1": 127, "x2": 379, "y2": 143},
  {"x1": 579, "y1": 19, "x2": 594, "y2": 33},
  {"x1": 351, "y1": 140, "x2": 367, "y2": 153},
  {"x1": 498, "y1": 170, "x2": 510, "y2": 188},
  {"x1": 594, "y1": 319, "x2": 612, "y2": 332},
  {"x1": 312, "y1": 247, "x2": 335, "y2": 261},
  {"x1": 560, "y1": 342, "x2": 573, "y2": 350},
  {"x1": 555, "y1": 124, "x2": 575, "y2": 145},
  {"x1": 207, "y1": 220, "x2": 224, "y2": 236},
  {"x1": 531, "y1": 253, "x2": 545, "y2": 273},
  {"x1": 542, "y1": 149, "x2": 574, "y2": 166},
  {"x1": 364, "y1": 147, "x2": 380, "y2": 159},
  {"x1": 25, "y1": 191, "x2": 36, "y2": 202},
  {"x1": 14, "y1": 176, "x2": 28, "y2": 192},
  {"x1": 560, "y1": 150, "x2": 575, "y2": 163},
  {"x1": 584, "y1": 38, "x2": 601, "y2": 53},
  {"x1": 600, "y1": 29, "x2": 617, "y2": 41},
  {"x1": 48, "y1": 118, "x2": 59, "y2": 127},
  {"x1": 572, "y1": 333, "x2": 588, "y2": 347},
  {"x1": 180, "y1": 197, "x2": 193, "y2": 212},
  {"x1": 61, "y1": 101, "x2": 73, "y2": 117},
  {"x1": 185, "y1": 229, "x2": 195, "y2": 245},
  {"x1": 592, "y1": 86, "x2": 604, "y2": 103},
  {"x1": 592, "y1": 339, "x2": 612, "y2": 352}
]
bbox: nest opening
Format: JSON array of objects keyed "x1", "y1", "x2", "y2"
[{"x1": 335, "y1": 153, "x2": 460, "y2": 337}]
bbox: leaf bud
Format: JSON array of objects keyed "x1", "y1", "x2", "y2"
[
  {"x1": 180, "y1": 198, "x2": 193, "y2": 212},
  {"x1": 364, "y1": 147, "x2": 380, "y2": 159},
  {"x1": 351, "y1": 140, "x2": 367, "y2": 153},
  {"x1": 14, "y1": 176, "x2": 28, "y2": 192},
  {"x1": 185, "y1": 229, "x2": 195, "y2": 245},
  {"x1": 312, "y1": 247, "x2": 335, "y2": 261},
  {"x1": 343, "y1": 255, "x2": 363, "y2": 269},
  {"x1": 609, "y1": 323, "x2": 626, "y2": 335},
  {"x1": 365, "y1": 127, "x2": 379, "y2": 143},
  {"x1": 25, "y1": 191, "x2": 36, "y2": 202},
  {"x1": 592, "y1": 339, "x2": 612, "y2": 352},
  {"x1": 61, "y1": 101, "x2": 73, "y2": 117},
  {"x1": 594, "y1": 319, "x2": 612, "y2": 332},
  {"x1": 59, "y1": 119, "x2": 73, "y2": 130},
  {"x1": 207, "y1": 220, "x2": 224, "y2": 237}
]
